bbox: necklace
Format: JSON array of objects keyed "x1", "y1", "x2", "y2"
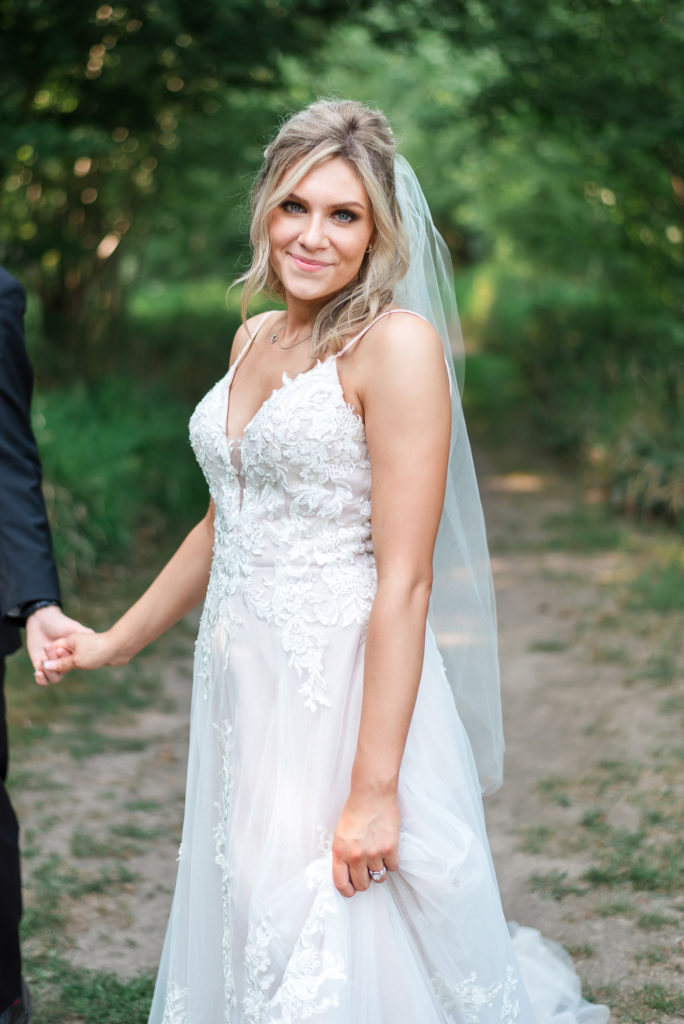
[{"x1": 270, "y1": 319, "x2": 313, "y2": 350}]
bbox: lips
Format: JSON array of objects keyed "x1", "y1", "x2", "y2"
[{"x1": 288, "y1": 252, "x2": 330, "y2": 271}]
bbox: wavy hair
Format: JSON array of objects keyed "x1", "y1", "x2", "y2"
[{"x1": 234, "y1": 99, "x2": 410, "y2": 358}]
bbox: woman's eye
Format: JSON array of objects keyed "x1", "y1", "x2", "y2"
[
  {"x1": 282, "y1": 200, "x2": 304, "y2": 213},
  {"x1": 335, "y1": 210, "x2": 356, "y2": 223}
]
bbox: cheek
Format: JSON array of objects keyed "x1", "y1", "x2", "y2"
[
  {"x1": 339, "y1": 227, "x2": 372, "y2": 266},
  {"x1": 268, "y1": 212, "x2": 291, "y2": 251}
]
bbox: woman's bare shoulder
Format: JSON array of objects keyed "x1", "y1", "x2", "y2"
[
  {"x1": 228, "y1": 310, "x2": 279, "y2": 367},
  {"x1": 341, "y1": 309, "x2": 450, "y2": 426},
  {"x1": 359, "y1": 310, "x2": 445, "y2": 377}
]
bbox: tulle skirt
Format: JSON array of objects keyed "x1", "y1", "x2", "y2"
[{"x1": 147, "y1": 598, "x2": 609, "y2": 1023}]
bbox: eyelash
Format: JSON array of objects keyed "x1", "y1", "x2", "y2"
[{"x1": 280, "y1": 201, "x2": 357, "y2": 223}]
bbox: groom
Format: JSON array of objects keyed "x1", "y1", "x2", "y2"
[{"x1": 0, "y1": 265, "x2": 89, "y2": 1024}]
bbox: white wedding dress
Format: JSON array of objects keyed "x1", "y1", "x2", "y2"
[{"x1": 146, "y1": 314, "x2": 610, "y2": 1023}]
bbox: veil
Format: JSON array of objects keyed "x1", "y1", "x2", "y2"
[{"x1": 394, "y1": 155, "x2": 504, "y2": 795}]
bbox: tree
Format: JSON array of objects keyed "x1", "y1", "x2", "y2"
[{"x1": 0, "y1": 0, "x2": 360, "y2": 365}]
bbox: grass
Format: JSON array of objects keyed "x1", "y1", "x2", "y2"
[
  {"x1": 588, "y1": 644, "x2": 631, "y2": 665},
  {"x1": 70, "y1": 829, "x2": 118, "y2": 860},
  {"x1": 565, "y1": 942, "x2": 596, "y2": 959},
  {"x1": 595, "y1": 898, "x2": 635, "y2": 917},
  {"x1": 6, "y1": 654, "x2": 164, "y2": 756},
  {"x1": 636, "y1": 911, "x2": 680, "y2": 931},
  {"x1": 24, "y1": 954, "x2": 154, "y2": 1024},
  {"x1": 541, "y1": 505, "x2": 629, "y2": 553},
  {"x1": 523, "y1": 737, "x2": 684, "y2": 1015},
  {"x1": 66, "y1": 863, "x2": 138, "y2": 898},
  {"x1": 110, "y1": 822, "x2": 165, "y2": 842},
  {"x1": 634, "y1": 945, "x2": 670, "y2": 964},
  {"x1": 17, "y1": 770, "x2": 156, "y2": 1020},
  {"x1": 628, "y1": 551, "x2": 684, "y2": 612},
  {"x1": 587, "y1": 983, "x2": 684, "y2": 1023},
  {"x1": 582, "y1": 834, "x2": 684, "y2": 894},
  {"x1": 641, "y1": 652, "x2": 677, "y2": 686},
  {"x1": 534, "y1": 755, "x2": 684, "y2": 897},
  {"x1": 529, "y1": 869, "x2": 585, "y2": 900},
  {"x1": 537, "y1": 776, "x2": 572, "y2": 807},
  {"x1": 528, "y1": 639, "x2": 569, "y2": 654},
  {"x1": 5, "y1": 561, "x2": 190, "y2": 1022},
  {"x1": 520, "y1": 824, "x2": 553, "y2": 854}
]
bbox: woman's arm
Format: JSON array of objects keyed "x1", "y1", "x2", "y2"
[
  {"x1": 332, "y1": 314, "x2": 451, "y2": 897},
  {"x1": 43, "y1": 315, "x2": 264, "y2": 675},
  {"x1": 44, "y1": 500, "x2": 215, "y2": 672}
]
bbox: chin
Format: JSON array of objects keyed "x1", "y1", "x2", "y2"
[{"x1": 284, "y1": 273, "x2": 358, "y2": 304}]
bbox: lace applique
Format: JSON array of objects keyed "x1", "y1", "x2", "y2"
[
  {"x1": 212, "y1": 720, "x2": 236, "y2": 1017},
  {"x1": 161, "y1": 982, "x2": 187, "y2": 1024},
  {"x1": 243, "y1": 916, "x2": 277, "y2": 1023},
  {"x1": 243, "y1": 857, "x2": 346, "y2": 1023},
  {"x1": 432, "y1": 964, "x2": 520, "y2": 1023},
  {"x1": 190, "y1": 358, "x2": 376, "y2": 711}
]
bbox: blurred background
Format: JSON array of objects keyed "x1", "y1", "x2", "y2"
[
  {"x1": 1, "y1": 0, "x2": 682, "y2": 588},
  {"x1": 2, "y1": 5, "x2": 684, "y2": 1021}
]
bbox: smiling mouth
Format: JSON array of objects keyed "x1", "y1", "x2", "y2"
[{"x1": 288, "y1": 253, "x2": 330, "y2": 270}]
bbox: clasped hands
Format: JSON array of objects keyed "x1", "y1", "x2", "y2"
[
  {"x1": 41, "y1": 628, "x2": 122, "y2": 680},
  {"x1": 26, "y1": 606, "x2": 94, "y2": 685}
]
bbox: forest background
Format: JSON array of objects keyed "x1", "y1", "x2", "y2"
[
  {"x1": 2, "y1": 0, "x2": 683, "y2": 587},
  {"x1": 2, "y1": 3, "x2": 684, "y2": 1022}
]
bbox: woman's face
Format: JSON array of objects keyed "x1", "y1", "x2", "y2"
[{"x1": 268, "y1": 156, "x2": 374, "y2": 310}]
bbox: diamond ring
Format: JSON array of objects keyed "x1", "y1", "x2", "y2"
[{"x1": 368, "y1": 865, "x2": 387, "y2": 883}]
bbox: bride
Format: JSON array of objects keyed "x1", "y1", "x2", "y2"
[{"x1": 45, "y1": 99, "x2": 609, "y2": 1023}]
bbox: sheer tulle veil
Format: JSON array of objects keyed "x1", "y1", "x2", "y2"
[{"x1": 393, "y1": 156, "x2": 504, "y2": 795}]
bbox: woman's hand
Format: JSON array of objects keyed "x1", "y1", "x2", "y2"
[
  {"x1": 25, "y1": 606, "x2": 93, "y2": 686},
  {"x1": 331, "y1": 788, "x2": 401, "y2": 897},
  {"x1": 42, "y1": 630, "x2": 124, "y2": 675}
]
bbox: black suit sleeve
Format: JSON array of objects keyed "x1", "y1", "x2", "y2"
[{"x1": 0, "y1": 271, "x2": 60, "y2": 625}]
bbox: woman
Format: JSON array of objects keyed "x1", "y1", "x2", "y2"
[{"x1": 45, "y1": 100, "x2": 609, "y2": 1023}]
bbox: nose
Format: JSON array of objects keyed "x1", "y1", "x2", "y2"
[{"x1": 298, "y1": 213, "x2": 328, "y2": 251}]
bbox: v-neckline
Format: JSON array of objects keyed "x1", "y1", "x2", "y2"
[
  {"x1": 223, "y1": 356, "x2": 334, "y2": 444},
  {"x1": 223, "y1": 307, "x2": 420, "y2": 442}
]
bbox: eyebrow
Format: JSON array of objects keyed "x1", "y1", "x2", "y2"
[{"x1": 287, "y1": 193, "x2": 367, "y2": 211}]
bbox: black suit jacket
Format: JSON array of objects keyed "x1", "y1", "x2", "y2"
[{"x1": 0, "y1": 266, "x2": 60, "y2": 657}]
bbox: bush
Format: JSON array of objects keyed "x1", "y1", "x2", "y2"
[
  {"x1": 33, "y1": 378, "x2": 209, "y2": 593},
  {"x1": 480, "y1": 273, "x2": 684, "y2": 527}
]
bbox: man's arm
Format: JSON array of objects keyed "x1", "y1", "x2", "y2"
[
  {"x1": 0, "y1": 271, "x2": 60, "y2": 618},
  {"x1": 0, "y1": 268, "x2": 90, "y2": 683}
]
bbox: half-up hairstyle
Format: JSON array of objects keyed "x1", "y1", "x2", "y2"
[{"x1": 235, "y1": 99, "x2": 410, "y2": 358}]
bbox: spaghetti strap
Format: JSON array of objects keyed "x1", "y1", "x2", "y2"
[
  {"x1": 232, "y1": 312, "x2": 276, "y2": 372},
  {"x1": 336, "y1": 308, "x2": 430, "y2": 357}
]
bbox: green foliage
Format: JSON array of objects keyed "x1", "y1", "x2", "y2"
[
  {"x1": 0, "y1": 0, "x2": 363, "y2": 356},
  {"x1": 479, "y1": 272, "x2": 684, "y2": 526},
  {"x1": 33, "y1": 376, "x2": 207, "y2": 590},
  {"x1": 119, "y1": 276, "x2": 263, "y2": 399},
  {"x1": 4, "y1": 0, "x2": 683, "y2": 530},
  {"x1": 278, "y1": 8, "x2": 684, "y2": 527}
]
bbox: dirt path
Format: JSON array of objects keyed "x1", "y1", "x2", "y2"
[{"x1": 11, "y1": 445, "x2": 684, "y2": 1021}]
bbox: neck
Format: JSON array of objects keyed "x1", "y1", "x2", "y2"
[{"x1": 282, "y1": 295, "x2": 324, "y2": 337}]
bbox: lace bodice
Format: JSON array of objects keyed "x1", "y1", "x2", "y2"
[{"x1": 189, "y1": 355, "x2": 377, "y2": 711}]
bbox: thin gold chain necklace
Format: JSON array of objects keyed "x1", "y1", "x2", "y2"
[{"x1": 270, "y1": 319, "x2": 313, "y2": 351}]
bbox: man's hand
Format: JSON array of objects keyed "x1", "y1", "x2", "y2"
[{"x1": 26, "y1": 605, "x2": 93, "y2": 685}]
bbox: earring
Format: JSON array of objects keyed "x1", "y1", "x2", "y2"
[{"x1": 365, "y1": 244, "x2": 373, "y2": 254}]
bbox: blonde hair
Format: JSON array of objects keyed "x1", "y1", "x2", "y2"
[{"x1": 235, "y1": 99, "x2": 410, "y2": 358}]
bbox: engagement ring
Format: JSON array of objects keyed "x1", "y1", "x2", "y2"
[{"x1": 368, "y1": 865, "x2": 387, "y2": 882}]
